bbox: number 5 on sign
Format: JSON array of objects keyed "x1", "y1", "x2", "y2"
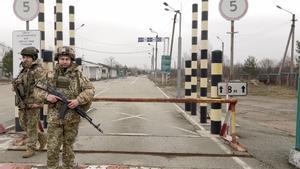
[
  {"x1": 219, "y1": 0, "x2": 248, "y2": 21},
  {"x1": 13, "y1": 0, "x2": 40, "y2": 21}
]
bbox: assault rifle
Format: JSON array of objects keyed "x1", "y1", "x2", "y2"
[
  {"x1": 12, "y1": 78, "x2": 45, "y2": 132},
  {"x1": 35, "y1": 82, "x2": 103, "y2": 134},
  {"x1": 12, "y1": 79, "x2": 26, "y2": 110}
]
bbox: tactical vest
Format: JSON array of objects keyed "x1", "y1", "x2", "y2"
[
  {"x1": 53, "y1": 65, "x2": 91, "y2": 111},
  {"x1": 16, "y1": 64, "x2": 39, "y2": 105}
]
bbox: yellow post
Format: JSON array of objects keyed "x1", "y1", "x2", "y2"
[{"x1": 231, "y1": 103, "x2": 237, "y2": 143}]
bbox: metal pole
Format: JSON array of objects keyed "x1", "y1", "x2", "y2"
[
  {"x1": 291, "y1": 14, "x2": 296, "y2": 85},
  {"x1": 278, "y1": 26, "x2": 293, "y2": 85},
  {"x1": 152, "y1": 47, "x2": 154, "y2": 73},
  {"x1": 26, "y1": 21, "x2": 29, "y2": 31},
  {"x1": 155, "y1": 34, "x2": 158, "y2": 82},
  {"x1": 222, "y1": 42, "x2": 224, "y2": 56},
  {"x1": 177, "y1": 12, "x2": 182, "y2": 98},
  {"x1": 296, "y1": 58, "x2": 300, "y2": 150},
  {"x1": 169, "y1": 13, "x2": 177, "y2": 62},
  {"x1": 230, "y1": 20, "x2": 234, "y2": 80}
]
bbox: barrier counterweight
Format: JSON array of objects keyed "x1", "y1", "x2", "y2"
[
  {"x1": 211, "y1": 50, "x2": 223, "y2": 134},
  {"x1": 200, "y1": 0, "x2": 209, "y2": 123}
]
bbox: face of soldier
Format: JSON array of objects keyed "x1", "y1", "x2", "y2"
[
  {"x1": 21, "y1": 55, "x2": 33, "y2": 68},
  {"x1": 58, "y1": 55, "x2": 72, "y2": 68}
]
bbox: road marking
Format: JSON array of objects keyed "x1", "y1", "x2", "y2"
[
  {"x1": 156, "y1": 87, "x2": 206, "y2": 131},
  {"x1": 171, "y1": 126, "x2": 198, "y2": 135},
  {"x1": 106, "y1": 133, "x2": 150, "y2": 136},
  {"x1": 156, "y1": 86, "x2": 253, "y2": 169},
  {"x1": 114, "y1": 112, "x2": 198, "y2": 136},
  {"x1": 130, "y1": 77, "x2": 139, "y2": 85},
  {"x1": 232, "y1": 157, "x2": 253, "y2": 169},
  {"x1": 113, "y1": 113, "x2": 148, "y2": 122}
]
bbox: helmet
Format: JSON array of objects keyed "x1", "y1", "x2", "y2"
[
  {"x1": 20, "y1": 47, "x2": 39, "y2": 60},
  {"x1": 55, "y1": 46, "x2": 75, "y2": 61}
]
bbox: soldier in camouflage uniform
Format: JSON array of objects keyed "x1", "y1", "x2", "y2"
[
  {"x1": 45, "y1": 46, "x2": 95, "y2": 169},
  {"x1": 13, "y1": 47, "x2": 47, "y2": 158}
]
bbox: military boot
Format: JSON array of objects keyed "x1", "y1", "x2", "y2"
[
  {"x1": 22, "y1": 148, "x2": 35, "y2": 158},
  {"x1": 38, "y1": 132, "x2": 47, "y2": 151}
]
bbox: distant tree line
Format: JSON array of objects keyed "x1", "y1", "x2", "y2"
[{"x1": 225, "y1": 40, "x2": 300, "y2": 81}]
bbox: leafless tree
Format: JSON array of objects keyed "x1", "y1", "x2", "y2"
[{"x1": 258, "y1": 58, "x2": 275, "y2": 73}]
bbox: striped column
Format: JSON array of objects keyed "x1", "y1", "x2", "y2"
[
  {"x1": 42, "y1": 50, "x2": 54, "y2": 128},
  {"x1": 38, "y1": 0, "x2": 45, "y2": 124},
  {"x1": 211, "y1": 50, "x2": 223, "y2": 134},
  {"x1": 69, "y1": 6, "x2": 75, "y2": 49},
  {"x1": 56, "y1": 0, "x2": 63, "y2": 49},
  {"x1": 54, "y1": 6, "x2": 57, "y2": 50},
  {"x1": 184, "y1": 60, "x2": 192, "y2": 111},
  {"x1": 190, "y1": 3, "x2": 198, "y2": 115},
  {"x1": 200, "y1": 0, "x2": 209, "y2": 123},
  {"x1": 38, "y1": 0, "x2": 45, "y2": 52}
]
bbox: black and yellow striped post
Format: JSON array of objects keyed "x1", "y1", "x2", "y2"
[
  {"x1": 42, "y1": 50, "x2": 54, "y2": 128},
  {"x1": 38, "y1": 0, "x2": 46, "y2": 125},
  {"x1": 211, "y1": 50, "x2": 223, "y2": 134},
  {"x1": 56, "y1": 0, "x2": 63, "y2": 49},
  {"x1": 185, "y1": 59, "x2": 192, "y2": 112},
  {"x1": 69, "y1": 6, "x2": 75, "y2": 49},
  {"x1": 190, "y1": 3, "x2": 198, "y2": 115},
  {"x1": 38, "y1": 0, "x2": 45, "y2": 52},
  {"x1": 200, "y1": 0, "x2": 209, "y2": 123},
  {"x1": 54, "y1": 6, "x2": 57, "y2": 49}
]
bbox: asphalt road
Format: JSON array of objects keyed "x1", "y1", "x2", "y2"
[
  {"x1": 162, "y1": 84, "x2": 297, "y2": 169},
  {"x1": 0, "y1": 76, "x2": 277, "y2": 168}
]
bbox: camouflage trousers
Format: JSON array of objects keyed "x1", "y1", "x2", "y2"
[
  {"x1": 47, "y1": 122, "x2": 79, "y2": 169},
  {"x1": 18, "y1": 108, "x2": 40, "y2": 150}
]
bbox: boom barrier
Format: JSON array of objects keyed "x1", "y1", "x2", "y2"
[{"x1": 92, "y1": 97, "x2": 245, "y2": 151}]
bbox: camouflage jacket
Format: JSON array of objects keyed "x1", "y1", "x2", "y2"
[
  {"x1": 46, "y1": 63, "x2": 95, "y2": 124},
  {"x1": 14, "y1": 59, "x2": 46, "y2": 107}
]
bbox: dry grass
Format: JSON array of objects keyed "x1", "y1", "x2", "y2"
[
  {"x1": 156, "y1": 76, "x2": 297, "y2": 99},
  {"x1": 248, "y1": 83, "x2": 296, "y2": 99}
]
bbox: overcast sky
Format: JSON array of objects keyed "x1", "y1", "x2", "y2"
[{"x1": 1, "y1": 0, "x2": 300, "y2": 69}]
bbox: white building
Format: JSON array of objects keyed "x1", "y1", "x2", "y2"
[{"x1": 82, "y1": 60, "x2": 102, "y2": 81}]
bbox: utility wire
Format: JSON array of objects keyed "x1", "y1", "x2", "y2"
[
  {"x1": 76, "y1": 46, "x2": 151, "y2": 55},
  {"x1": 77, "y1": 35, "x2": 140, "y2": 46}
]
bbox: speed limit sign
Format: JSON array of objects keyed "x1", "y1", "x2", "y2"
[
  {"x1": 13, "y1": 0, "x2": 40, "y2": 21},
  {"x1": 219, "y1": 0, "x2": 248, "y2": 20}
]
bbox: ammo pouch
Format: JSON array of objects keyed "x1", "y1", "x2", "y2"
[{"x1": 56, "y1": 76, "x2": 71, "y2": 89}]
